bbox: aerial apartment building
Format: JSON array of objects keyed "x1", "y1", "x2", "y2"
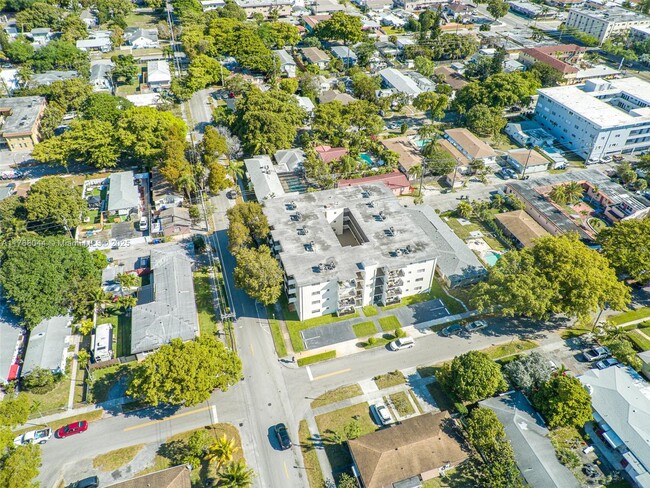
[
  {"x1": 565, "y1": 7, "x2": 650, "y2": 43},
  {"x1": 264, "y1": 184, "x2": 439, "y2": 320},
  {"x1": 533, "y1": 77, "x2": 650, "y2": 160}
]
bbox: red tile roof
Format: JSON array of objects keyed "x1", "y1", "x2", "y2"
[
  {"x1": 337, "y1": 171, "x2": 411, "y2": 192},
  {"x1": 315, "y1": 145, "x2": 348, "y2": 163},
  {"x1": 521, "y1": 44, "x2": 586, "y2": 75}
]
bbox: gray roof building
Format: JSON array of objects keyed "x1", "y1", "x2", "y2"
[
  {"x1": 107, "y1": 171, "x2": 140, "y2": 214},
  {"x1": 0, "y1": 309, "x2": 22, "y2": 384},
  {"x1": 0, "y1": 183, "x2": 15, "y2": 201},
  {"x1": 0, "y1": 96, "x2": 47, "y2": 138},
  {"x1": 244, "y1": 155, "x2": 287, "y2": 201},
  {"x1": 378, "y1": 68, "x2": 422, "y2": 97},
  {"x1": 481, "y1": 391, "x2": 581, "y2": 488},
  {"x1": 331, "y1": 45, "x2": 358, "y2": 62},
  {"x1": 22, "y1": 315, "x2": 72, "y2": 376},
  {"x1": 131, "y1": 250, "x2": 199, "y2": 354},
  {"x1": 274, "y1": 148, "x2": 305, "y2": 173},
  {"x1": 407, "y1": 205, "x2": 486, "y2": 288},
  {"x1": 580, "y1": 366, "x2": 650, "y2": 488},
  {"x1": 28, "y1": 70, "x2": 78, "y2": 88}
]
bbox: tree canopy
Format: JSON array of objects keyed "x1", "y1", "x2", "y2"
[
  {"x1": 233, "y1": 245, "x2": 284, "y2": 305},
  {"x1": 453, "y1": 72, "x2": 540, "y2": 113},
  {"x1": 23, "y1": 176, "x2": 87, "y2": 230},
  {"x1": 532, "y1": 375, "x2": 592, "y2": 428},
  {"x1": 503, "y1": 351, "x2": 554, "y2": 392},
  {"x1": 472, "y1": 234, "x2": 630, "y2": 323},
  {"x1": 0, "y1": 394, "x2": 40, "y2": 488},
  {"x1": 314, "y1": 12, "x2": 363, "y2": 45},
  {"x1": 465, "y1": 103, "x2": 507, "y2": 137},
  {"x1": 441, "y1": 351, "x2": 507, "y2": 403},
  {"x1": 127, "y1": 336, "x2": 242, "y2": 407},
  {"x1": 80, "y1": 93, "x2": 134, "y2": 124},
  {"x1": 0, "y1": 236, "x2": 103, "y2": 328},
  {"x1": 599, "y1": 219, "x2": 650, "y2": 283}
]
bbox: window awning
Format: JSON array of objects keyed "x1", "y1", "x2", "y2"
[{"x1": 603, "y1": 430, "x2": 624, "y2": 449}]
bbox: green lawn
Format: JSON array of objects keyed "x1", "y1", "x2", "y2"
[
  {"x1": 94, "y1": 444, "x2": 144, "y2": 471},
  {"x1": 281, "y1": 299, "x2": 359, "y2": 353},
  {"x1": 297, "y1": 350, "x2": 336, "y2": 367},
  {"x1": 627, "y1": 329, "x2": 650, "y2": 351},
  {"x1": 89, "y1": 363, "x2": 136, "y2": 403},
  {"x1": 482, "y1": 339, "x2": 538, "y2": 360},
  {"x1": 374, "y1": 370, "x2": 405, "y2": 389},
  {"x1": 100, "y1": 311, "x2": 131, "y2": 358},
  {"x1": 193, "y1": 271, "x2": 218, "y2": 337},
  {"x1": 362, "y1": 305, "x2": 378, "y2": 317},
  {"x1": 24, "y1": 379, "x2": 70, "y2": 417},
  {"x1": 136, "y1": 423, "x2": 242, "y2": 486},
  {"x1": 298, "y1": 420, "x2": 324, "y2": 488},
  {"x1": 382, "y1": 278, "x2": 466, "y2": 314},
  {"x1": 560, "y1": 324, "x2": 592, "y2": 340},
  {"x1": 123, "y1": 11, "x2": 160, "y2": 27},
  {"x1": 315, "y1": 403, "x2": 377, "y2": 470},
  {"x1": 425, "y1": 381, "x2": 455, "y2": 412},
  {"x1": 442, "y1": 213, "x2": 505, "y2": 251},
  {"x1": 268, "y1": 317, "x2": 288, "y2": 357},
  {"x1": 362, "y1": 334, "x2": 395, "y2": 349},
  {"x1": 352, "y1": 321, "x2": 378, "y2": 338},
  {"x1": 609, "y1": 307, "x2": 650, "y2": 325},
  {"x1": 378, "y1": 315, "x2": 401, "y2": 331},
  {"x1": 389, "y1": 391, "x2": 415, "y2": 417},
  {"x1": 311, "y1": 384, "x2": 363, "y2": 409}
]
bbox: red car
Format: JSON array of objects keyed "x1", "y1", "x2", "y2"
[{"x1": 56, "y1": 421, "x2": 88, "y2": 438}]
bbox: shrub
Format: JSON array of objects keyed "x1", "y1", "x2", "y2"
[
  {"x1": 22, "y1": 367, "x2": 57, "y2": 394},
  {"x1": 556, "y1": 447, "x2": 581, "y2": 469},
  {"x1": 394, "y1": 327, "x2": 406, "y2": 338},
  {"x1": 367, "y1": 336, "x2": 377, "y2": 345},
  {"x1": 454, "y1": 402, "x2": 468, "y2": 416}
]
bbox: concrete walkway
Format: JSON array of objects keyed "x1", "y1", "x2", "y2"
[
  {"x1": 66, "y1": 336, "x2": 80, "y2": 410},
  {"x1": 304, "y1": 415, "x2": 335, "y2": 487}
]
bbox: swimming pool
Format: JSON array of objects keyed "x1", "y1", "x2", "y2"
[
  {"x1": 413, "y1": 138, "x2": 430, "y2": 149},
  {"x1": 483, "y1": 251, "x2": 502, "y2": 267},
  {"x1": 359, "y1": 153, "x2": 374, "y2": 165}
]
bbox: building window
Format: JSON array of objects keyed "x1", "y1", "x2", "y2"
[
  {"x1": 417, "y1": 268, "x2": 425, "y2": 273},
  {"x1": 312, "y1": 291, "x2": 320, "y2": 296},
  {"x1": 312, "y1": 309, "x2": 320, "y2": 314},
  {"x1": 414, "y1": 286, "x2": 423, "y2": 291},
  {"x1": 415, "y1": 277, "x2": 424, "y2": 282},
  {"x1": 312, "y1": 300, "x2": 320, "y2": 305}
]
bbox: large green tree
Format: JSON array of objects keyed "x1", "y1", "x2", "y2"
[
  {"x1": 24, "y1": 176, "x2": 87, "y2": 229},
  {"x1": 15, "y1": 2, "x2": 63, "y2": 31},
  {"x1": 31, "y1": 41, "x2": 89, "y2": 74},
  {"x1": 441, "y1": 351, "x2": 507, "y2": 403},
  {"x1": 413, "y1": 91, "x2": 448, "y2": 119},
  {"x1": 532, "y1": 375, "x2": 592, "y2": 428},
  {"x1": 314, "y1": 12, "x2": 363, "y2": 45},
  {"x1": 127, "y1": 336, "x2": 242, "y2": 407},
  {"x1": 0, "y1": 236, "x2": 102, "y2": 327},
  {"x1": 0, "y1": 394, "x2": 40, "y2": 488},
  {"x1": 233, "y1": 245, "x2": 283, "y2": 305},
  {"x1": 472, "y1": 234, "x2": 630, "y2": 323},
  {"x1": 599, "y1": 219, "x2": 650, "y2": 283},
  {"x1": 80, "y1": 93, "x2": 133, "y2": 124},
  {"x1": 465, "y1": 103, "x2": 507, "y2": 137}
]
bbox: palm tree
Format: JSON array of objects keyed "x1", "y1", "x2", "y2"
[
  {"x1": 408, "y1": 164, "x2": 422, "y2": 180},
  {"x1": 115, "y1": 295, "x2": 137, "y2": 312},
  {"x1": 90, "y1": 288, "x2": 112, "y2": 316},
  {"x1": 456, "y1": 200, "x2": 473, "y2": 219},
  {"x1": 227, "y1": 160, "x2": 245, "y2": 184},
  {"x1": 564, "y1": 181, "x2": 584, "y2": 205},
  {"x1": 491, "y1": 194, "x2": 506, "y2": 210},
  {"x1": 548, "y1": 185, "x2": 568, "y2": 205},
  {"x1": 177, "y1": 173, "x2": 197, "y2": 201},
  {"x1": 218, "y1": 460, "x2": 254, "y2": 488},
  {"x1": 116, "y1": 272, "x2": 139, "y2": 291},
  {"x1": 206, "y1": 434, "x2": 239, "y2": 473}
]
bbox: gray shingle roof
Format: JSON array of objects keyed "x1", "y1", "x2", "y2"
[
  {"x1": 131, "y1": 250, "x2": 199, "y2": 354},
  {"x1": 481, "y1": 391, "x2": 581, "y2": 488},
  {"x1": 23, "y1": 315, "x2": 71, "y2": 376},
  {"x1": 107, "y1": 171, "x2": 140, "y2": 213},
  {"x1": 407, "y1": 205, "x2": 486, "y2": 287}
]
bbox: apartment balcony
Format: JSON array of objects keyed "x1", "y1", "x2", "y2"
[
  {"x1": 338, "y1": 279, "x2": 356, "y2": 289},
  {"x1": 386, "y1": 287, "x2": 402, "y2": 298},
  {"x1": 356, "y1": 271, "x2": 364, "y2": 279},
  {"x1": 339, "y1": 288, "x2": 355, "y2": 299},
  {"x1": 338, "y1": 297, "x2": 355, "y2": 307},
  {"x1": 374, "y1": 275, "x2": 385, "y2": 284},
  {"x1": 388, "y1": 269, "x2": 405, "y2": 278},
  {"x1": 337, "y1": 306, "x2": 356, "y2": 317},
  {"x1": 376, "y1": 268, "x2": 385, "y2": 277},
  {"x1": 288, "y1": 296, "x2": 297, "y2": 304},
  {"x1": 384, "y1": 296, "x2": 400, "y2": 306},
  {"x1": 387, "y1": 278, "x2": 404, "y2": 288}
]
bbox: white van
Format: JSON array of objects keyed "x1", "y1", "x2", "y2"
[
  {"x1": 139, "y1": 217, "x2": 148, "y2": 231},
  {"x1": 388, "y1": 336, "x2": 414, "y2": 351}
]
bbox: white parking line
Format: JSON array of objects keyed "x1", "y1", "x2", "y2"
[{"x1": 306, "y1": 366, "x2": 313, "y2": 381}]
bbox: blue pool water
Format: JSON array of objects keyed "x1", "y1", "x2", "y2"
[
  {"x1": 359, "y1": 153, "x2": 374, "y2": 165},
  {"x1": 484, "y1": 251, "x2": 502, "y2": 267},
  {"x1": 414, "y1": 139, "x2": 430, "y2": 149}
]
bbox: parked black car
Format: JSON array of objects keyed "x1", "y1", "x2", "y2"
[{"x1": 274, "y1": 423, "x2": 292, "y2": 450}]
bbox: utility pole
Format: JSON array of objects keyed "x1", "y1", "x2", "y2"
[{"x1": 520, "y1": 145, "x2": 533, "y2": 180}]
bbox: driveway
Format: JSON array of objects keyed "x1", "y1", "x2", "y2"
[{"x1": 302, "y1": 322, "x2": 358, "y2": 350}]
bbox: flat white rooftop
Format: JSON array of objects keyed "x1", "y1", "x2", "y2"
[{"x1": 538, "y1": 77, "x2": 650, "y2": 129}]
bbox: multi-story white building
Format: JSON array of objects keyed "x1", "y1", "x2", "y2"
[
  {"x1": 565, "y1": 7, "x2": 650, "y2": 43},
  {"x1": 533, "y1": 77, "x2": 650, "y2": 160},
  {"x1": 235, "y1": 0, "x2": 293, "y2": 17},
  {"x1": 264, "y1": 184, "x2": 439, "y2": 320}
]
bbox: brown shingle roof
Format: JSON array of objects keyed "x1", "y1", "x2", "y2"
[
  {"x1": 348, "y1": 412, "x2": 469, "y2": 488},
  {"x1": 107, "y1": 465, "x2": 191, "y2": 488},
  {"x1": 436, "y1": 138, "x2": 470, "y2": 166},
  {"x1": 444, "y1": 128, "x2": 496, "y2": 160},
  {"x1": 495, "y1": 210, "x2": 549, "y2": 248},
  {"x1": 507, "y1": 148, "x2": 549, "y2": 166},
  {"x1": 433, "y1": 66, "x2": 468, "y2": 91},
  {"x1": 521, "y1": 44, "x2": 585, "y2": 75},
  {"x1": 302, "y1": 47, "x2": 330, "y2": 64},
  {"x1": 380, "y1": 136, "x2": 423, "y2": 172}
]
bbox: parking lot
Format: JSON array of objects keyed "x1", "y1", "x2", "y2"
[{"x1": 535, "y1": 335, "x2": 595, "y2": 377}]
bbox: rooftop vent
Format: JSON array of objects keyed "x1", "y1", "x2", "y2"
[
  {"x1": 325, "y1": 257, "x2": 336, "y2": 270},
  {"x1": 388, "y1": 226, "x2": 395, "y2": 236},
  {"x1": 394, "y1": 248, "x2": 403, "y2": 256},
  {"x1": 290, "y1": 212, "x2": 302, "y2": 222},
  {"x1": 379, "y1": 211, "x2": 385, "y2": 221},
  {"x1": 298, "y1": 227, "x2": 308, "y2": 236},
  {"x1": 367, "y1": 201, "x2": 374, "y2": 208},
  {"x1": 405, "y1": 244, "x2": 413, "y2": 254},
  {"x1": 286, "y1": 201, "x2": 296, "y2": 211},
  {"x1": 361, "y1": 190, "x2": 370, "y2": 198}
]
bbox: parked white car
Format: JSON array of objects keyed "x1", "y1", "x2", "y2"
[
  {"x1": 388, "y1": 336, "x2": 414, "y2": 351},
  {"x1": 14, "y1": 428, "x2": 52, "y2": 446},
  {"x1": 371, "y1": 403, "x2": 392, "y2": 425}
]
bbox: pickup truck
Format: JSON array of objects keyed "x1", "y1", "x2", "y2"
[{"x1": 14, "y1": 427, "x2": 52, "y2": 446}]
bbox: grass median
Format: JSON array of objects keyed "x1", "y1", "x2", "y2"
[
  {"x1": 297, "y1": 350, "x2": 336, "y2": 367},
  {"x1": 352, "y1": 321, "x2": 378, "y2": 338}
]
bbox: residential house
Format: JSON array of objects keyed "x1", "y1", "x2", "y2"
[
  {"x1": 436, "y1": 138, "x2": 470, "y2": 175},
  {"x1": 80, "y1": 10, "x2": 98, "y2": 28},
  {"x1": 301, "y1": 47, "x2": 330, "y2": 69},
  {"x1": 264, "y1": 185, "x2": 439, "y2": 319},
  {"x1": 200, "y1": 0, "x2": 226, "y2": 10},
  {"x1": 394, "y1": 0, "x2": 448, "y2": 11},
  {"x1": 0, "y1": 311, "x2": 22, "y2": 385},
  {"x1": 508, "y1": 1, "x2": 557, "y2": 18},
  {"x1": 0, "y1": 96, "x2": 47, "y2": 152},
  {"x1": 274, "y1": 49, "x2": 296, "y2": 78},
  {"x1": 639, "y1": 350, "x2": 650, "y2": 381},
  {"x1": 337, "y1": 171, "x2": 412, "y2": 196},
  {"x1": 505, "y1": 120, "x2": 555, "y2": 148},
  {"x1": 106, "y1": 464, "x2": 191, "y2": 488},
  {"x1": 494, "y1": 210, "x2": 550, "y2": 248},
  {"x1": 381, "y1": 136, "x2": 423, "y2": 178},
  {"x1": 92, "y1": 323, "x2": 113, "y2": 362},
  {"x1": 90, "y1": 63, "x2": 113, "y2": 92},
  {"x1": 519, "y1": 44, "x2": 586, "y2": 84},
  {"x1": 30, "y1": 28, "x2": 51, "y2": 46},
  {"x1": 444, "y1": 128, "x2": 497, "y2": 166},
  {"x1": 107, "y1": 171, "x2": 140, "y2": 216},
  {"x1": 274, "y1": 148, "x2": 305, "y2": 172},
  {"x1": 433, "y1": 66, "x2": 468, "y2": 95},
  {"x1": 444, "y1": 1, "x2": 476, "y2": 20},
  {"x1": 408, "y1": 205, "x2": 487, "y2": 287},
  {"x1": 504, "y1": 59, "x2": 526, "y2": 73},
  {"x1": 546, "y1": 0, "x2": 584, "y2": 7},
  {"x1": 124, "y1": 28, "x2": 160, "y2": 49},
  {"x1": 245, "y1": 155, "x2": 288, "y2": 201},
  {"x1": 22, "y1": 315, "x2": 72, "y2": 377},
  {"x1": 318, "y1": 90, "x2": 357, "y2": 105},
  {"x1": 158, "y1": 207, "x2": 191, "y2": 237},
  {"x1": 27, "y1": 70, "x2": 78, "y2": 88},
  {"x1": 580, "y1": 366, "x2": 650, "y2": 488},
  {"x1": 481, "y1": 391, "x2": 581, "y2": 488},
  {"x1": 147, "y1": 60, "x2": 171, "y2": 90},
  {"x1": 4, "y1": 26, "x2": 18, "y2": 40},
  {"x1": 151, "y1": 167, "x2": 183, "y2": 210},
  {"x1": 315, "y1": 145, "x2": 347, "y2": 163},
  {"x1": 348, "y1": 412, "x2": 469, "y2": 488},
  {"x1": 378, "y1": 67, "x2": 432, "y2": 99},
  {"x1": 330, "y1": 45, "x2": 357, "y2": 66},
  {"x1": 505, "y1": 148, "x2": 550, "y2": 174},
  {"x1": 312, "y1": 0, "x2": 346, "y2": 13},
  {"x1": 235, "y1": 0, "x2": 293, "y2": 18},
  {"x1": 353, "y1": 0, "x2": 393, "y2": 10},
  {"x1": 131, "y1": 250, "x2": 200, "y2": 355},
  {"x1": 303, "y1": 14, "x2": 331, "y2": 33},
  {"x1": 295, "y1": 95, "x2": 315, "y2": 115},
  {"x1": 76, "y1": 37, "x2": 112, "y2": 53}
]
